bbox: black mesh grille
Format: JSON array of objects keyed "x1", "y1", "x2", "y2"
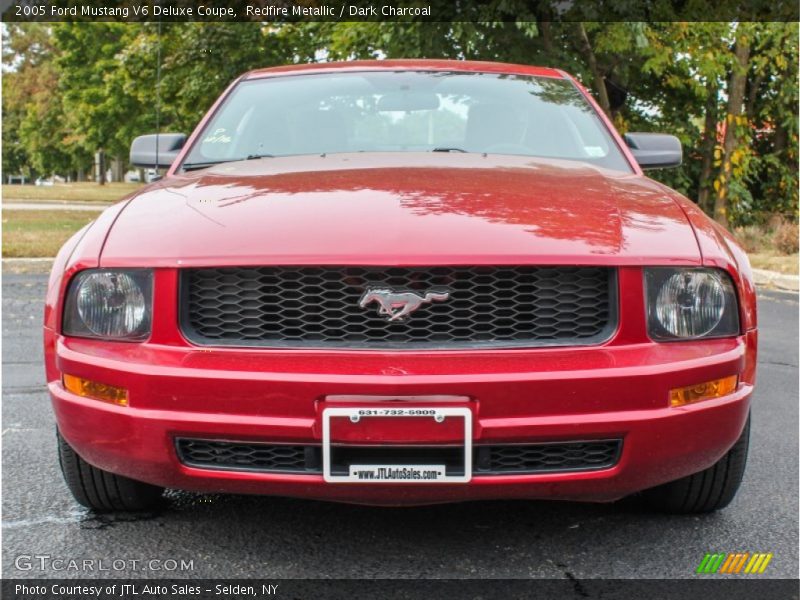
[
  {"x1": 175, "y1": 439, "x2": 621, "y2": 475},
  {"x1": 180, "y1": 266, "x2": 615, "y2": 348},
  {"x1": 176, "y1": 439, "x2": 312, "y2": 473},
  {"x1": 476, "y1": 440, "x2": 621, "y2": 474}
]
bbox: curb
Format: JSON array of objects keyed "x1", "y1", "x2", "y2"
[
  {"x1": 2, "y1": 257, "x2": 54, "y2": 274},
  {"x1": 752, "y1": 268, "x2": 800, "y2": 293},
  {"x1": 3, "y1": 257, "x2": 54, "y2": 262},
  {"x1": 3, "y1": 201, "x2": 109, "y2": 211}
]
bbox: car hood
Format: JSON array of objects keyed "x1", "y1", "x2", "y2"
[{"x1": 101, "y1": 153, "x2": 700, "y2": 267}]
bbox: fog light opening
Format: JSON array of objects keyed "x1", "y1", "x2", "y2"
[
  {"x1": 63, "y1": 374, "x2": 128, "y2": 406},
  {"x1": 669, "y1": 375, "x2": 738, "y2": 407}
]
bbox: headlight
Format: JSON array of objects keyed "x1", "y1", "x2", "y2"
[
  {"x1": 63, "y1": 270, "x2": 152, "y2": 341},
  {"x1": 645, "y1": 268, "x2": 739, "y2": 340}
]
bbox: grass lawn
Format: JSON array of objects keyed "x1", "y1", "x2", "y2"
[
  {"x1": 749, "y1": 253, "x2": 799, "y2": 276},
  {"x1": 2, "y1": 182, "x2": 142, "y2": 204},
  {"x1": 3, "y1": 209, "x2": 101, "y2": 258}
]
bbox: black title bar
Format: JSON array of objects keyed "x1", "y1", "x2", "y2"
[
  {"x1": 3, "y1": 0, "x2": 798, "y2": 23},
  {"x1": 4, "y1": 579, "x2": 800, "y2": 600}
]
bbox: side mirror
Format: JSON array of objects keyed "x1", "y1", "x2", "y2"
[
  {"x1": 624, "y1": 132, "x2": 682, "y2": 169},
  {"x1": 130, "y1": 133, "x2": 186, "y2": 169}
]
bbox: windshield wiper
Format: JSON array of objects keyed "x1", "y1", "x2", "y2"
[
  {"x1": 181, "y1": 154, "x2": 275, "y2": 172},
  {"x1": 181, "y1": 160, "x2": 232, "y2": 171},
  {"x1": 432, "y1": 147, "x2": 468, "y2": 153}
]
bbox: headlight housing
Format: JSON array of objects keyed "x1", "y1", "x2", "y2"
[
  {"x1": 645, "y1": 268, "x2": 739, "y2": 341},
  {"x1": 63, "y1": 269, "x2": 152, "y2": 341}
]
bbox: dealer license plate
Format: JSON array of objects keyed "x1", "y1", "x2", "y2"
[{"x1": 322, "y1": 406, "x2": 472, "y2": 484}]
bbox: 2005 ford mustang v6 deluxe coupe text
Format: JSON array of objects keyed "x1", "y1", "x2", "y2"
[{"x1": 45, "y1": 60, "x2": 756, "y2": 513}]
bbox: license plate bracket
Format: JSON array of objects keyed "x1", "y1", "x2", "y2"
[{"x1": 322, "y1": 407, "x2": 472, "y2": 484}]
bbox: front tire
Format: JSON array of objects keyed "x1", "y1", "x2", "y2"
[
  {"x1": 57, "y1": 430, "x2": 164, "y2": 511},
  {"x1": 641, "y1": 415, "x2": 750, "y2": 513}
]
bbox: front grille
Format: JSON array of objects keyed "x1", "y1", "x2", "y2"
[
  {"x1": 474, "y1": 440, "x2": 622, "y2": 474},
  {"x1": 180, "y1": 266, "x2": 616, "y2": 349},
  {"x1": 176, "y1": 439, "x2": 316, "y2": 473},
  {"x1": 175, "y1": 439, "x2": 622, "y2": 475}
]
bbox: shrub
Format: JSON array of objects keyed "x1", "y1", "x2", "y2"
[
  {"x1": 773, "y1": 219, "x2": 799, "y2": 255},
  {"x1": 733, "y1": 225, "x2": 770, "y2": 254}
]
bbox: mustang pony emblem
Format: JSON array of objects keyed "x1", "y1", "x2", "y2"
[{"x1": 359, "y1": 288, "x2": 450, "y2": 322}]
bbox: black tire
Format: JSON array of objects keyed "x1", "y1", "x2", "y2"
[
  {"x1": 641, "y1": 415, "x2": 750, "y2": 513},
  {"x1": 57, "y1": 430, "x2": 164, "y2": 512}
]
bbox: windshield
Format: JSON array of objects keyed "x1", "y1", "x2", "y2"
[{"x1": 181, "y1": 70, "x2": 632, "y2": 172}]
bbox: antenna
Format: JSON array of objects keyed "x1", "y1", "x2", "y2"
[{"x1": 154, "y1": 17, "x2": 162, "y2": 174}]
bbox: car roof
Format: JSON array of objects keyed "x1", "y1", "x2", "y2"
[{"x1": 243, "y1": 59, "x2": 567, "y2": 80}]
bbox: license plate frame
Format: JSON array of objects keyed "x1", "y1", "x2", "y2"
[{"x1": 322, "y1": 406, "x2": 472, "y2": 484}]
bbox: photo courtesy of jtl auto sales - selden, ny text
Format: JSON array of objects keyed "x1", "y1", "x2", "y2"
[{"x1": 0, "y1": 1, "x2": 798, "y2": 599}]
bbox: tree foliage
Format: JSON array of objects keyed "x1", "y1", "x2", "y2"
[
  {"x1": 3, "y1": 24, "x2": 88, "y2": 177},
  {"x1": 2, "y1": 21, "x2": 797, "y2": 227}
]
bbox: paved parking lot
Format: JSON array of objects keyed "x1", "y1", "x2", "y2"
[{"x1": 2, "y1": 273, "x2": 797, "y2": 579}]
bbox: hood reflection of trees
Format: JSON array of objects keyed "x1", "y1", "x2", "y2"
[{"x1": 178, "y1": 161, "x2": 681, "y2": 253}]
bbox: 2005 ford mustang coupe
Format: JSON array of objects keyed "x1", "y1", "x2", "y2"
[{"x1": 45, "y1": 60, "x2": 755, "y2": 513}]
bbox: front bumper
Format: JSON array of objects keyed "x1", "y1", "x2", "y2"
[{"x1": 47, "y1": 329, "x2": 755, "y2": 505}]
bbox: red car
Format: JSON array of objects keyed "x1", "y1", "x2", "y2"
[{"x1": 45, "y1": 60, "x2": 756, "y2": 513}]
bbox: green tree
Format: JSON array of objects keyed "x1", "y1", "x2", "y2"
[
  {"x1": 2, "y1": 24, "x2": 85, "y2": 178},
  {"x1": 52, "y1": 23, "x2": 139, "y2": 181},
  {"x1": 3, "y1": 21, "x2": 796, "y2": 228}
]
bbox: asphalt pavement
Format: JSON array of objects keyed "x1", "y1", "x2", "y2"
[{"x1": 2, "y1": 273, "x2": 798, "y2": 579}]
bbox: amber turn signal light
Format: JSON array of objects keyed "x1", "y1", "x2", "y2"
[
  {"x1": 670, "y1": 375, "x2": 738, "y2": 407},
  {"x1": 63, "y1": 374, "x2": 128, "y2": 406}
]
